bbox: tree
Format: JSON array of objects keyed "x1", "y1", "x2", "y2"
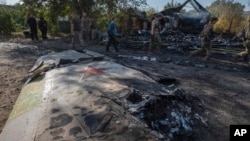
[
  {"x1": 145, "y1": 7, "x2": 156, "y2": 16},
  {"x1": 0, "y1": 6, "x2": 13, "y2": 35},
  {"x1": 207, "y1": 0, "x2": 244, "y2": 33},
  {"x1": 163, "y1": 2, "x2": 186, "y2": 13},
  {"x1": 163, "y1": 2, "x2": 181, "y2": 10},
  {"x1": 20, "y1": 0, "x2": 147, "y2": 33},
  {"x1": 8, "y1": 4, "x2": 27, "y2": 31}
]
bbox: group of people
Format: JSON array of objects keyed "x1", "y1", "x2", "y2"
[
  {"x1": 71, "y1": 11, "x2": 115, "y2": 52},
  {"x1": 29, "y1": 10, "x2": 248, "y2": 62},
  {"x1": 27, "y1": 13, "x2": 48, "y2": 40},
  {"x1": 70, "y1": 11, "x2": 98, "y2": 51},
  {"x1": 190, "y1": 16, "x2": 250, "y2": 61},
  {"x1": 148, "y1": 13, "x2": 217, "y2": 59}
]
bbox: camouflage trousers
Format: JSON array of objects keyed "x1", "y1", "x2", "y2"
[
  {"x1": 91, "y1": 29, "x2": 97, "y2": 41},
  {"x1": 238, "y1": 39, "x2": 250, "y2": 59},
  {"x1": 81, "y1": 29, "x2": 91, "y2": 43},
  {"x1": 148, "y1": 33, "x2": 161, "y2": 53},
  {"x1": 191, "y1": 37, "x2": 211, "y2": 59},
  {"x1": 72, "y1": 31, "x2": 84, "y2": 49}
]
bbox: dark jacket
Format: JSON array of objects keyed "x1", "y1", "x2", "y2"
[
  {"x1": 38, "y1": 19, "x2": 47, "y2": 30},
  {"x1": 27, "y1": 17, "x2": 37, "y2": 29}
]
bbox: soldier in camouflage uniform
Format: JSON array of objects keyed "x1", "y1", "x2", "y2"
[
  {"x1": 91, "y1": 18, "x2": 98, "y2": 42},
  {"x1": 70, "y1": 11, "x2": 84, "y2": 50},
  {"x1": 235, "y1": 16, "x2": 250, "y2": 61},
  {"x1": 81, "y1": 12, "x2": 92, "y2": 44},
  {"x1": 190, "y1": 17, "x2": 218, "y2": 60},
  {"x1": 148, "y1": 13, "x2": 163, "y2": 54}
]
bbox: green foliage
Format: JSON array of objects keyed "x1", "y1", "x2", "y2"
[
  {"x1": 20, "y1": 0, "x2": 147, "y2": 33},
  {"x1": 0, "y1": 4, "x2": 28, "y2": 34},
  {"x1": 10, "y1": 5, "x2": 27, "y2": 31},
  {"x1": 13, "y1": 23, "x2": 24, "y2": 31},
  {"x1": 0, "y1": 6, "x2": 13, "y2": 35},
  {"x1": 163, "y1": 2, "x2": 185, "y2": 13},
  {"x1": 163, "y1": 2, "x2": 181, "y2": 10},
  {"x1": 98, "y1": 17, "x2": 111, "y2": 32},
  {"x1": 143, "y1": 7, "x2": 156, "y2": 21},
  {"x1": 207, "y1": 0, "x2": 245, "y2": 33}
]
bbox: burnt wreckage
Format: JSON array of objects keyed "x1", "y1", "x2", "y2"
[
  {"x1": 117, "y1": 0, "x2": 244, "y2": 58},
  {"x1": 118, "y1": 0, "x2": 211, "y2": 48},
  {"x1": 159, "y1": 0, "x2": 210, "y2": 34}
]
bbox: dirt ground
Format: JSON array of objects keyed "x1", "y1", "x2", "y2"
[{"x1": 0, "y1": 36, "x2": 249, "y2": 141}]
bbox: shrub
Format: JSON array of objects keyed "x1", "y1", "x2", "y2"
[{"x1": 0, "y1": 6, "x2": 13, "y2": 35}]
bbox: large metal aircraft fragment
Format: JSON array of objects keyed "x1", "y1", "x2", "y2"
[{"x1": 0, "y1": 49, "x2": 205, "y2": 141}]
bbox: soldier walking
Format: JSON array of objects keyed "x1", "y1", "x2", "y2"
[
  {"x1": 189, "y1": 17, "x2": 218, "y2": 60},
  {"x1": 106, "y1": 17, "x2": 119, "y2": 52},
  {"x1": 235, "y1": 16, "x2": 250, "y2": 61}
]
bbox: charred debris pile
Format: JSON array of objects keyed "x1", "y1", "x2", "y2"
[
  {"x1": 126, "y1": 86, "x2": 205, "y2": 140},
  {"x1": 117, "y1": 30, "x2": 243, "y2": 54},
  {"x1": 113, "y1": 0, "x2": 243, "y2": 55}
]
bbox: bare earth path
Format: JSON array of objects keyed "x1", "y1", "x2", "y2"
[{"x1": 0, "y1": 37, "x2": 249, "y2": 141}]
